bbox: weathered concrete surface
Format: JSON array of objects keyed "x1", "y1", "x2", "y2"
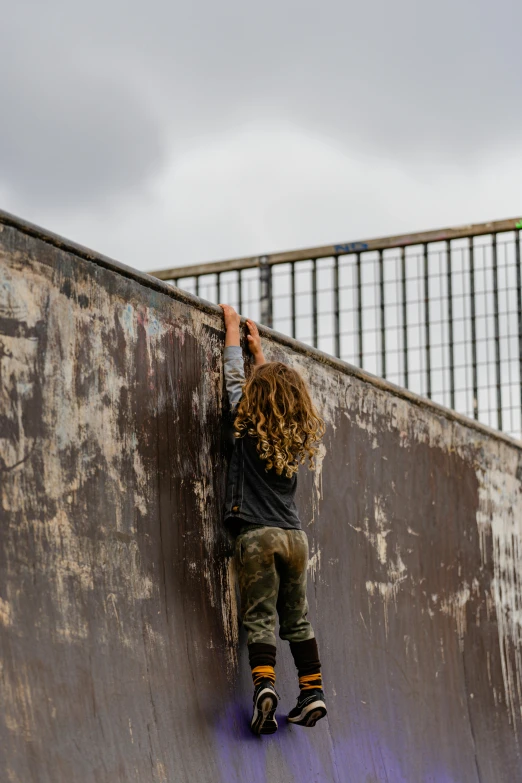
[{"x1": 1, "y1": 211, "x2": 522, "y2": 783}]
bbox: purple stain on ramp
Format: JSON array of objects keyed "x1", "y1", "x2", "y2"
[
  {"x1": 214, "y1": 699, "x2": 270, "y2": 783},
  {"x1": 214, "y1": 699, "x2": 337, "y2": 783}
]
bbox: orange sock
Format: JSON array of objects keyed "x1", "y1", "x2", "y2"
[
  {"x1": 252, "y1": 665, "x2": 276, "y2": 687},
  {"x1": 299, "y1": 673, "x2": 322, "y2": 691}
]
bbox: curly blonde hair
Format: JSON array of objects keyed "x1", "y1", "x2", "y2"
[{"x1": 234, "y1": 362, "x2": 325, "y2": 478}]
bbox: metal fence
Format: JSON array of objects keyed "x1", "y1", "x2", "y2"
[{"x1": 151, "y1": 218, "x2": 522, "y2": 439}]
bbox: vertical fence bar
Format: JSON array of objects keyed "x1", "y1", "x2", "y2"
[
  {"x1": 173, "y1": 278, "x2": 178, "y2": 288},
  {"x1": 469, "y1": 238, "x2": 479, "y2": 419},
  {"x1": 290, "y1": 262, "x2": 296, "y2": 339},
  {"x1": 357, "y1": 253, "x2": 363, "y2": 367},
  {"x1": 195, "y1": 275, "x2": 200, "y2": 298},
  {"x1": 379, "y1": 250, "x2": 386, "y2": 378},
  {"x1": 492, "y1": 234, "x2": 502, "y2": 430},
  {"x1": 259, "y1": 256, "x2": 272, "y2": 327},
  {"x1": 401, "y1": 247, "x2": 409, "y2": 387},
  {"x1": 312, "y1": 259, "x2": 318, "y2": 348},
  {"x1": 515, "y1": 231, "x2": 522, "y2": 430},
  {"x1": 237, "y1": 270, "x2": 242, "y2": 314},
  {"x1": 333, "y1": 255, "x2": 340, "y2": 358},
  {"x1": 423, "y1": 244, "x2": 431, "y2": 398},
  {"x1": 446, "y1": 240, "x2": 455, "y2": 409},
  {"x1": 217, "y1": 272, "x2": 222, "y2": 305}
]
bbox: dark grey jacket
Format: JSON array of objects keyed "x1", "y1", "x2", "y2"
[{"x1": 222, "y1": 346, "x2": 301, "y2": 532}]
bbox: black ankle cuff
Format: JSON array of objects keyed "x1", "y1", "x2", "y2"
[
  {"x1": 248, "y1": 642, "x2": 276, "y2": 669},
  {"x1": 290, "y1": 638, "x2": 321, "y2": 676}
]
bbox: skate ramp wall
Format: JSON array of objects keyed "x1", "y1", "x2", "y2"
[{"x1": 1, "y1": 210, "x2": 522, "y2": 783}]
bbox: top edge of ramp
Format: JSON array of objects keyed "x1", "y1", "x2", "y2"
[{"x1": 1, "y1": 207, "x2": 520, "y2": 452}]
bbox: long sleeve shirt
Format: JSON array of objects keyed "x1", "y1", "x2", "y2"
[{"x1": 222, "y1": 346, "x2": 302, "y2": 532}]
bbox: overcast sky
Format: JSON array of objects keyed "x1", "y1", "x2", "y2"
[{"x1": 2, "y1": 0, "x2": 521, "y2": 273}]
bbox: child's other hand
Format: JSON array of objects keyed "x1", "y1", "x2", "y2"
[
  {"x1": 246, "y1": 320, "x2": 265, "y2": 365},
  {"x1": 219, "y1": 304, "x2": 240, "y2": 331}
]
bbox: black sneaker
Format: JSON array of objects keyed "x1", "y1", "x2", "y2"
[
  {"x1": 250, "y1": 680, "x2": 278, "y2": 735},
  {"x1": 287, "y1": 689, "x2": 327, "y2": 727}
]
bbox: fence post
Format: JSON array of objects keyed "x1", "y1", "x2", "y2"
[
  {"x1": 446, "y1": 240, "x2": 455, "y2": 410},
  {"x1": 515, "y1": 230, "x2": 522, "y2": 430},
  {"x1": 492, "y1": 234, "x2": 502, "y2": 430},
  {"x1": 423, "y1": 244, "x2": 431, "y2": 399},
  {"x1": 401, "y1": 247, "x2": 409, "y2": 388},
  {"x1": 469, "y1": 238, "x2": 479, "y2": 420},
  {"x1": 259, "y1": 255, "x2": 272, "y2": 328},
  {"x1": 333, "y1": 256, "x2": 340, "y2": 358},
  {"x1": 379, "y1": 250, "x2": 386, "y2": 379}
]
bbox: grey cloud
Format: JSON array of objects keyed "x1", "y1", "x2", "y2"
[
  {"x1": 1, "y1": 0, "x2": 521, "y2": 210},
  {"x1": 0, "y1": 17, "x2": 166, "y2": 207}
]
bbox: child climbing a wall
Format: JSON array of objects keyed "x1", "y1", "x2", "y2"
[{"x1": 219, "y1": 303, "x2": 327, "y2": 736}]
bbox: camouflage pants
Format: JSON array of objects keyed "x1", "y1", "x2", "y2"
[{"x1": 235, "y1": 525, "x2": 315, "y2": 647}]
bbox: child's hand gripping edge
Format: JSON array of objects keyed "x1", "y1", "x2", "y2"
[
  {"x1": 219, "y1": 304, "x2": 266, "y2": 366},
  {"x1": 219, "y1": 304, "x2": 241, "y2": 347},
  {"x1": 245, "y1": 319, "x2": 266, "y2": 366}
]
